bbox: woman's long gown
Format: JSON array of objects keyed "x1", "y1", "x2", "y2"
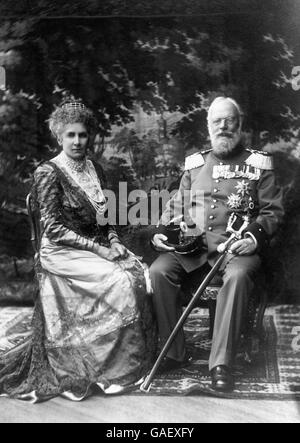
[{"x1": 0, "y1": 158, "x2": 156, "y2": 402}]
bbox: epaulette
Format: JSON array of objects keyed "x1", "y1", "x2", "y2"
[
  {"x1": 245, "y1": 149, "x2": 274, "y2": 171},
  {"x1": 185, "y1": 149, "x2": 211, "y2": 171}
]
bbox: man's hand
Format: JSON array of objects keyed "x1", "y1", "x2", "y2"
[
  {"x1": 152, "y1": 234, "x2": 175, "y2": 252},
  {"x1": 229, "y1": 237, "x2": 257, "y2": 256}
]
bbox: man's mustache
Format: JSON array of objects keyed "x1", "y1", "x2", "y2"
[{"x1": 217, "y1": 132, "x2": 234, "y2": 138}]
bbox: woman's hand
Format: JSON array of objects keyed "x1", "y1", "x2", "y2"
[
  {"x1": 94, "y1": 243, "x2": 128, "y2": 261},
  {"x1": 110, "y1": 242, "x2": 129, "y2": 261},
  {"x1": 94, "y1": 243, "x2": 129, "y2": 261}
]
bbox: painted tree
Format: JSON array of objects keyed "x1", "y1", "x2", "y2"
[{"x1": 0, "y1": 0, "x2": 299, "y2": 273}]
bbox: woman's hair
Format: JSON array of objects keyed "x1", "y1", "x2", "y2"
[{"x1": 48, "y1": 101, "x2": 98, "y2": 141}]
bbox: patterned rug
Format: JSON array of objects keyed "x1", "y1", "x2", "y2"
[
  {"x1": 137, "y1": 305, "x2": 300, "y2": 399},
  {"x1": 0, "y1": 305, "x2": 299, "y2": 399}
]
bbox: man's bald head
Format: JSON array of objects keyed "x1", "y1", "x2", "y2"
[{"x1": 207, "y1": 97, "x2": 243, "y2": 124}]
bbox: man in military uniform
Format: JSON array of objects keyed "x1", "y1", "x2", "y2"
[{"x1": 150, "y1": 97, "x2": 284, "y2": 391}]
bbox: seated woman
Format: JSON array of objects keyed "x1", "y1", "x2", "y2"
[{"x1": 0, "y1": 101, "x2": 156, "y2": 402}]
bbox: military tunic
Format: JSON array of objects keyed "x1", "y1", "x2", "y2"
[{"x1": 150, "y1": 147, "x2": 284, "y2": 370}]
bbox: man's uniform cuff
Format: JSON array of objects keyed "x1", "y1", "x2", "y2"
[
  {"x1": 245, "y1": 222, "x2": 269, "y2": 252},
  {"x1": 244, "y1": 232, "x2": 258, "y2": 250}
]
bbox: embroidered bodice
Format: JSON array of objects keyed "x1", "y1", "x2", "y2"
[{"x1": 31, "y1": 157, "x2": 118, "y2": 252}]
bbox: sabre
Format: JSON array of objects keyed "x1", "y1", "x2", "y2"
[{"x1": 140, "y1": 213, "x2": 250, "y2": 393}]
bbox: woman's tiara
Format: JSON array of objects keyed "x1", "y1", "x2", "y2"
[{"x1": 61, "y1": 101, "x2": 86, "y2": 111}]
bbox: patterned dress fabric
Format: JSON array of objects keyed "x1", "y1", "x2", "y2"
[{"x1": 0, "y1": 158, "x2": 156, "y2": 402}]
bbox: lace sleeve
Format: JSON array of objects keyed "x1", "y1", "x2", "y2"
[{"x1": 33, "y1": 163, "x2": 98, "y2": 252}]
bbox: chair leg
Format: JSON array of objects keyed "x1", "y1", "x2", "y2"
[
  {"x1": 242, "y1": 296, "x2": 256, "y2": 361},
  {"x1": 208, "y1": 300, "x2": 216, "y2": 339},
  {"x1": 242, "y1": 283, "x2": 268, "y2": 363},
  {"x1": 255, "y1": 288, "x2": 268, "y2": 341}
]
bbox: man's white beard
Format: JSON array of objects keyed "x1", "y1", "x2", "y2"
[{"x1": 211, "y1": 131, "x2": 242, "y2": 159}]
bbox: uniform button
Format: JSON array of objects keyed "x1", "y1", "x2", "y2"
[
  {"x1": 219, "y1": 162, "x2": 224, "y2": 166},
  {"x1": 208, "y1": 227, "x2": 213, "y2": 231},
  {"x1": 209, "y1": 215, "x2": 214, "y2": 220},
  {"x1": 211, "y1": 205, "x2": 216, "y2": 209},
  {"x1": 213, "y1": 188, "x2": 218, "y2": 193},
  {"x1": 213, "y1": 199, "x2": 217, "y2": 203},
  {"x1": 215, "y1": 179, "x2": 220, "y2": 183}
]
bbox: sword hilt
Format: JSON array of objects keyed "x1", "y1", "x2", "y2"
[{"x1": 217, "y1": 214, "x2": 250, "y2": 254}]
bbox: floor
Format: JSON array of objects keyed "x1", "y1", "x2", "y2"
[
  {"x1": 0, "y1": 304, "x2": 299, "y2": 423},
  {"x1": 0, "y1": 394, "x2": 299, "y2": 423}
]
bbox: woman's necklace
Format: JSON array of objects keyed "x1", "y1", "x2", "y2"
[
  {"x1": 63, "y1": 153, "x2": 87, "y2": 174},
  {"x1": 58, "y1": 152, "x2": 107, "y2": 215}
]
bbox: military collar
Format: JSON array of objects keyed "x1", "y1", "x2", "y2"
[{"x1": 209, "y1": 148, "x2": 250, "y2": 165}]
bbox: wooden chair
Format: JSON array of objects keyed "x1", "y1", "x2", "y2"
[
  {"x1": 26, "y1": 193, "x2": 40, "y2": 256},
  {"x1": 25, "y1": 192, "x2": 41, "y2": 302}
]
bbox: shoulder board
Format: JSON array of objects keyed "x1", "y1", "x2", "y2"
[
  {"x1": 185, "y1": 152, "x2": 206, "y2": 171},
  {"x1": 245, "y1": 149, "x2": 274, "y2": 171}
]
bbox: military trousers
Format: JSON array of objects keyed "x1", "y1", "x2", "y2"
[{"x1": 150, "y1": 252, "x2": 261, "y2": 371}]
